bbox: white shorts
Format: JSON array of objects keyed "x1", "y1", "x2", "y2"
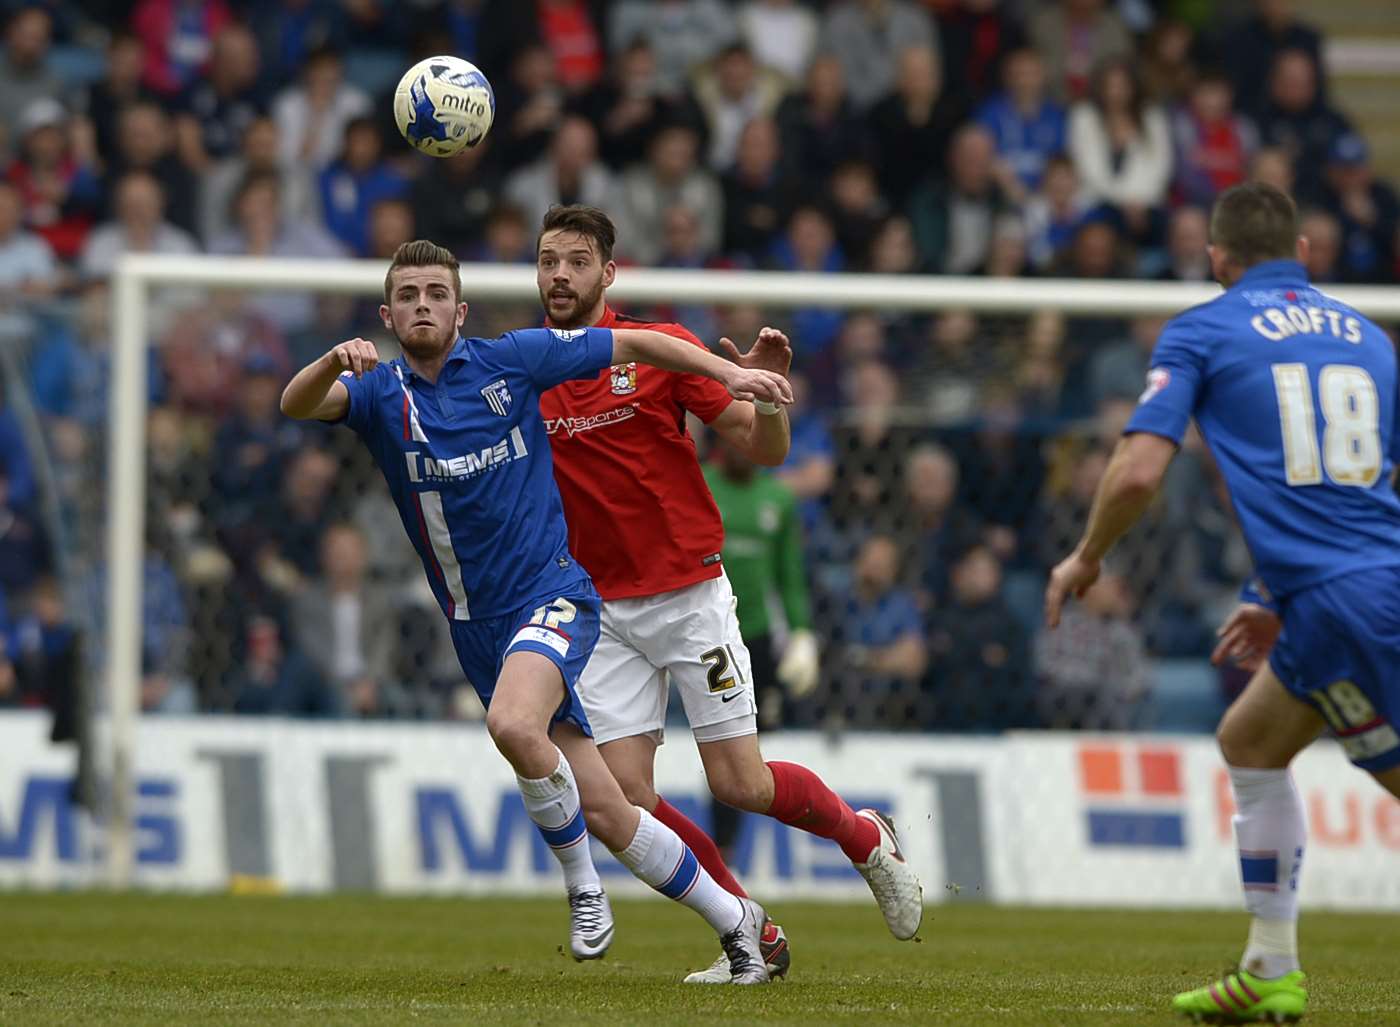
[{"x1": 576, "y1": 571, "x2": 758, "y2": 746}]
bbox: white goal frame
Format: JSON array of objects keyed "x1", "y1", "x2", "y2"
[{"x1": 105, "y1": 253, "x2": 1400, "y2": 886}]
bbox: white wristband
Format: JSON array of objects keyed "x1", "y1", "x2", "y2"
[{"x1": 753, "y1": 399, "x2": 779, "y2": 415}]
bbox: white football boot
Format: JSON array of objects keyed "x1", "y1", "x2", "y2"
[
  {"x1": 718, "y1": 898, "x2": 770, "y2": 984},
  {"x1": 853, "y1": 809, "x2": 924, "y2": 940},
  {"x1": 684, "y1": 918, "x2": 790, "y2": 983},
  {"x1": 568, "y1": 888, "x2": 614, "y2": 961}
]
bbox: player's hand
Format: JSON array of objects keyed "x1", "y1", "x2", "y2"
[
  {"x1": 719, "y1": 327, "x2": 792, "y2": 377},
  {"x1": 328, "y1": 338, "x2": 379, "y2": 378},
  {"x1": 1210, "y1": 602, "x2": 1282, "y2": 671},
  {"x1": 722, "y1": 365, "x2": 794, "y2": 406},
  {"x1": 776, "y1": 628, "x2": 819, "y2": 697},
  {"x1": 1044, "y1": 550, "x2": 1100, "y2": 629}
]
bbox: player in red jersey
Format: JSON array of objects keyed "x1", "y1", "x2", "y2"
[{"x1": 536, "y1": 205, "x2": 924, "y2": 982}]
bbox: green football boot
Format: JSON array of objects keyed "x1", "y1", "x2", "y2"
[{"x1": 1172, "y1": 969, "x2": 1307, "y2": 1023}]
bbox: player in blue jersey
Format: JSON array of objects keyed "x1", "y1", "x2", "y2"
[
  {"x1": 1044, "y1": 183, "x2": 1400, "y2": 1024},
  {"x1": 280, "y1": 240, "x2": 794, "y2": 982}
]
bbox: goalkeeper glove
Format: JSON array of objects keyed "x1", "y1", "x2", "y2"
[{"x1": 775, "y1": 628, "x2": 820, "y2": 697}]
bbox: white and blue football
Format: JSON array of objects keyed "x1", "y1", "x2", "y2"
[{"x1": 393, "y1": 56, "x2": 495, "y2": 158}]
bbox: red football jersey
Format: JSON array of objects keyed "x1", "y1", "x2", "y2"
[{"x1": 541, "y1": 308, "x2": 734, "y2": 600}]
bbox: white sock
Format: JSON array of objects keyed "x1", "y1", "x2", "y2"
[
  {"x1": 1229, "y1": 765, "x2": 1305, "y2": 978},
  {"x1": 517, "y1": 750, "x2": 602, "y2": 894},
  {"x1": 611, "y1": 807, "x2": 744, "y2": 934}
]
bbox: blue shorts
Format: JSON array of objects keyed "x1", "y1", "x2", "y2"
[
  {"x1": 449, "y1": 590, "x2": 601, "y2": 737},
  {"x1": 1269, "y1": 565, "x2": 1400, "y2": 772}
]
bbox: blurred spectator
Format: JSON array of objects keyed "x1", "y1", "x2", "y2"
[
  {"x1": 895, "y1": 443, "x2": 983, "y2": 608},
  {"x1": 693, "y1": 43, "x2": 785, "y2": 171},
  {"x1": 766, "y1": 205, "x2": 845, "y2": 353},
  {"x1": 209, "y1": 171, "x2": 346, "y2": 331},
  {"x1": 1023, "y1": 154, "x2": 1088, "y2": 271},
  {"x1": 827, "y1": 159, "x2": 888, "y2": 265},
  {"x1": 0, "y1": 7, "x2": 59, "y2": 155},
  {"x1": 983, "y1": 213, "x2": 1029, "y2": 278},
  {"x1": 1035, "y1": 569, "x2": 1148, "y2": 729},
  {"x1": 1299, "y1": 207, "x2": 1342, "y2": 284},
  {"x1": 79, "y1": 171, "x2": 198, "y2": 281},
  {"x1": 830, "y1": 360, "x2": 920, "y2": 533},
  {"x1": 272, "y1": 47, "x2": 371, "y2": 172},
  {"x1": 211, "y1": 353, "x2": 305, "y2": 524},
  {"x1": 774, "y1": 369, "x2": 835, "y2": 515},
  {"x1": 200, "y1": 115, "x2": 318, "y2": 246},
  {"x1": 738, "y1": 0, "x2": 818, "y2": 84},
  {"x1": 1156, "y1": 206, "x2": 1210, "y2": 283},
  {"x1": 608, "y1": 0, "x2": 735, "y2": 98},
  {"x1": 934, "y1": 0, "x2": 1024, "y2": 105},
  {"x1": 1217, "y1": 0, "x2": 1324, "y2": 119},
  {"x1": 131, "y1": 0, "x2": 231, "y2": 97},
  {"x1": 1140, "y1": 19, "x2": 1197, "y2": 107},
  {"x1": 825, "y1": 533, "x2": 927, "y2": 730},
  {"x1": 468, "y1": 202, "x2": 534, "y2": 265},
  {"x1": 292, "y1": 522, "x2": 406, "y2": 718},
  {"x1": 615, "y1": 122, "x2": 721, "y2": 266},
  {"x1": 776, "y1": 54, "x2": 869, "y2": 183},
  {"x1": 1013, "y1": 308, "x2": 1068, "y2": 420},
  {"x1": 1315, "y1": 133, "x2": 1399, "y2": 284},
  {"x1": 366, "y1": 197, "x2": 415, "y2": 261},
  {"x1": 0, "y1": 471, "x2": 48, "y2": 594},
  {"x1": 975, "y1": 47, "x2": 1067, "y2": 203},
  {"x1": 479, "y1": 0, "x2": 606, "y2": 95},
  {"x1": 410, "y1": 143, "x2": 498, "y2": 256},
  {"x1": 1250, "y1": 146, "x2": 1296, "y2": 197},
  {"x1": 866, "y1": 214, "x2": 919, "y2": 275},
  {"x1": 908, "y1": 124, "x2": 1011, "y2": 275},
  {"x1": 172, "y1": 23, "x2": 266, "y2": 171},
  {"x1": 1059, "y1": 215, "x2": 1127, "y2": 280},
  {"x1": 1089, "y1": 314, "x2": 1165, "y2": 409},
  {"x1": 1068, "y1": 59, "x2": 1172, "y2": 239},
  {"x1": 870, "y1": 44, "x2": 966, "y2": 207},
  {"x1": 504, "y1": 116, "x2": 618, "y2": 231},
  {"x1": 652, "y1": 205, "x2": 719, "y2": 337},
  {"x1": 230, "y1": 612, "x2": 339, "y2": 716},
  {"x1": 263, "y1": 446, "x2": 339, "y2": 584},
  {"x1": 1256, "y1": 48, "x2": 1350, "y2": 198},
  {"x1": 1028, "y1": 0, "x2": 1133, "y2": 104},
  {"x1": 11, "y1": 576, "x2": 79, "y2": 720},
  {"x1": 820, "y1": 0, "x2": 937, "y2": 113},
  {"x1": 105, "y1": 101, "x2": 198, "y2": 236},
  {"x1": 249, "y1": 0, "x2": 348, "y2": 91},
  {"x1": 317, "y1": 117, "x2": 409, "y2": 257},
  {"x1": 79, "y1": 30, "x2": 153, "y2": 166},
  {"x1": 493, "y1": 43, "x2": 566, "y2": 172},
  {"x1": 0, "y1": 179, "x2": 55, "y2": 295},
  {"x1": 722, "y1": 116, "x2": 794, "y2": 264},
  {"x1": 6, "y1": 98, "x2": 100, "y2": 262},
  {"x1": 0, "y1": 395, "x2": 34, "y2": 509},
  {"x1": 1172, "y1": 73, "x2": 1257, "y2": 209},
  {"x1": 573, "y1": 37, "x2": 674, "y2": 171},
  {"x1": 924, "y1": 543, "x2": 1032, "y2": 730},
  {"x1": 161, "y1": 289, "x2": 288, "y2": 415}
]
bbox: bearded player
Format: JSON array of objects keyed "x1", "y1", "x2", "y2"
[
  {"x1": 535, "y1": 204, "x2": 923, "y2": 983},
  {"x1": 282, "y1": 239, "x2": 796, "y2": 981},
  {"x1": 1045, "y1": 183, "x2": 1400, "y2": 1023}
]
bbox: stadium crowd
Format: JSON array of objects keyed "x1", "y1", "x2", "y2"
[{"x1": 0, "y1": 0, "x2": 1393, "y2": 733}]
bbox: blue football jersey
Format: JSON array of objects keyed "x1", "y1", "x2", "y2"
[
  {"x1": 335, "y1": 327, "x2": 615, "y2": 620},
  {"x1": 1127, "y1": 259, "x2": 1400, "y2": 599}
]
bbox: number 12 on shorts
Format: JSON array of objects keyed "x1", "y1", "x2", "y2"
[{"x1": 701, "y1": 645, "x2": 744, "y2": 693}]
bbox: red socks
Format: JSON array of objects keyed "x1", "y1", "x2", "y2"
[
  {"x1": 765, "y1": 760, "x2": 879, "y2": 863},
  {"x1": 652, "y1": 796, "x2": 748, "y2": 899}
]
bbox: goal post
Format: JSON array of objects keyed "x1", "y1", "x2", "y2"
[{"x1": 105, "y1": 252, "x2": 1400, "y2": 887}]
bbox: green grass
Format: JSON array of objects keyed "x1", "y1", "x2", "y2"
[{"x1": 2, "y1": 894, "x2": 1397, "y2": 1025}]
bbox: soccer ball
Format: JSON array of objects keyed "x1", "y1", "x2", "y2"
[{"x1": 393, "y1": 56, "x2": 495, "y2": 158}]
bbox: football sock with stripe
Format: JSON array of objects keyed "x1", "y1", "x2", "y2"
[
  {"x1": 1228, "y1": 765, "x2": 1304, "y2": 978},
  {"x1": 517, "y1": 750, "x2": 602, "y2": 895},
  {"x1": 765, "y1": 760, "x2": 880, "y2": 863},
  {"x1": 652, "y1": 795, "x2": 749, "y2": 899},
  {"x1": 612, "y1": 807, "x2": 744, "y2": 934}
]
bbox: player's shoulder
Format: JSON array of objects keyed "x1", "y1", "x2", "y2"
[
  {"x1": 610, "y1": 311, "x2": 704, "y2": 347},
  {"x1": 1158, "y1": 292, "x2": 1236, "y2": 352}
]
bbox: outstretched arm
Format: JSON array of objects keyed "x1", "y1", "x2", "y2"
[
  {"x1": 281, "y1": 339, "x2": 380, "y2": 420},
  {"x1": 610, "y1": 328, "x2": 793, "y2": 407},
  {"x1": 1043, "y1": 432, "x2": 1176, "y2": 628}
]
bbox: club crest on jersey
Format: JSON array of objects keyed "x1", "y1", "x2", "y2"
[
  {"x1": 610, "y1": 362, "x2": 638, "y2": 395},
  {"x1": 1138, "y1": 368, "x2": 1170, "y2": 405},
  {"x1": 480, "y1": 378, "x2": 513, "y2": 416}
]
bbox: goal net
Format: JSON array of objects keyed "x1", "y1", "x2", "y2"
[{"x1": 18, "y1": 256, "x2": 1400, "y2": 887}]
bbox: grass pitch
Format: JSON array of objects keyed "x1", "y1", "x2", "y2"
[{"x1": 2, "y1": 893, "x2": 1397, "y2": 1025}]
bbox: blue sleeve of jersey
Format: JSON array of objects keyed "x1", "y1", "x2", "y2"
[
  {"x1": 506, "y1": 327, "x2": 615, "y2": 390},
  {"x1": 1123, "y1": 316, "x2": 1209, "y2": 445},
  {"x1": 329, "y1": 369, "x2": 375, "y2": 435},
  {"x1": 1238, "y1": 577, "x2": 1280, "y2": 614}
]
